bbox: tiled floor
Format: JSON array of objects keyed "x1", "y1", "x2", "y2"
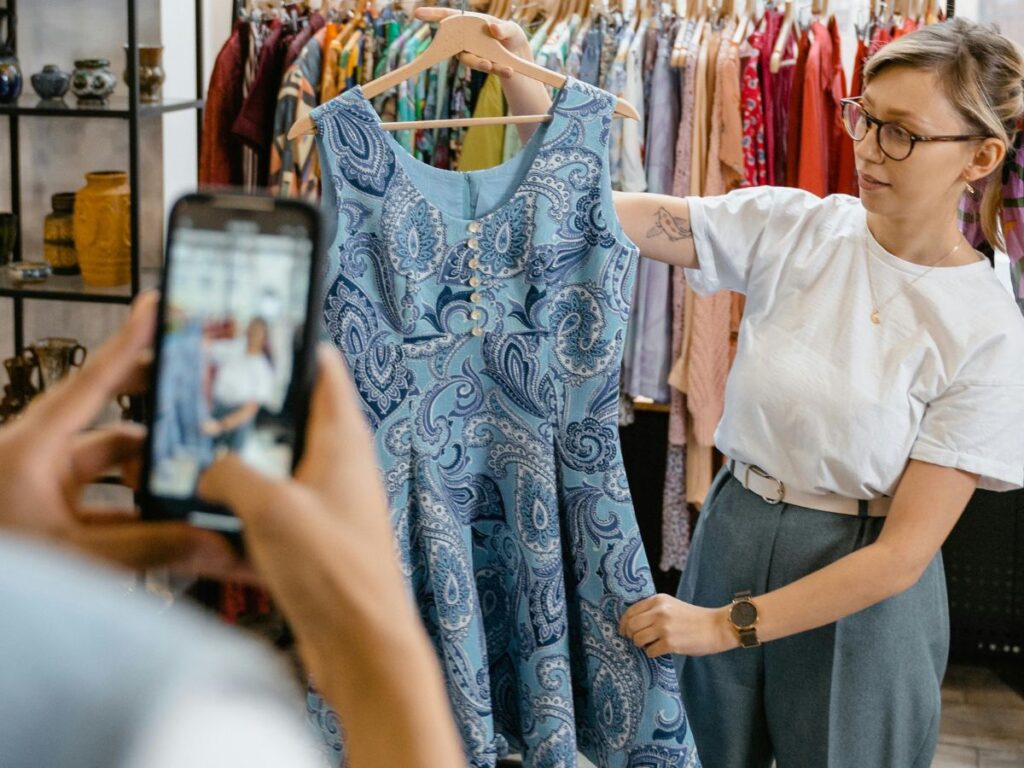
[{"x1": 934, "y1": 665, "x2": 1024, "y2": 767}]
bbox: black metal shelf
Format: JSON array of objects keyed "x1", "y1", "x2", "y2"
[
  {"x1": 3, "y1": 0, "x2": 205, "y2": 353},
  {"x1": 0, "y1": 266, "x2": 161, "y2": 304},
  {"x1": 0, "y1": 96, "x2": 203, "y2": 118}
]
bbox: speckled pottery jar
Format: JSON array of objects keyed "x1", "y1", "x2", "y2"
[
  {"x1": 43, "y1": 192, "x2": 78, "y2": 274},
  {"x1": 123, "y1": 45, "x2": 164, "y2": 103},
  {"x1": 71, "y1": 59, "x2": 116, "y2": 103},
  {"x1": 30, "y1": 64, "x2": 71, "y2": 100}
]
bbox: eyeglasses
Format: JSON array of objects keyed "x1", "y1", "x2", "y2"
[{"x1": 839, "y1": 97, "x2": 991, "y2": 161}]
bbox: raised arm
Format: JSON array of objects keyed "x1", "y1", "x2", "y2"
[
  {"x1": 613, "y1": 192, "x2": 698, "y2": 269},
  {"x1": 411, "y1": 7, "x2": 701, "y2": 272}
]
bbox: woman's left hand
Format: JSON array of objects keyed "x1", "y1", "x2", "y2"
[{"x1": 620, "y1": 593, "x2": 737, "y2": 657}]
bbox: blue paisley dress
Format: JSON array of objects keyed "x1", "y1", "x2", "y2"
[{"x1": 310, "y1": 77, "x2": 700, "y2": 768}]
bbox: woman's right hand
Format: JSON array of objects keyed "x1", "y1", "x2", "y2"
[
  {"x1": 412, "y1": 6, "x2": 533, "y2": 74},
  {"x1": 412, "y1": 6, "x2": 553, "y2": 140}
]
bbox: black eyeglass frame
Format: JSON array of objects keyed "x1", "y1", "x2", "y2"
[{"x1": 839, "y1": 96, "x2": 992, "y2": 161}]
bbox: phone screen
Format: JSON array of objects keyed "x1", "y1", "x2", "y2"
[{"x1": 144, "y1": 195, "x2": 318, "y2": 528}]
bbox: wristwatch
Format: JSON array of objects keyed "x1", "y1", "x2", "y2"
[{"x1": 729, "y1": 590, "x2": 761, "y2": 648}]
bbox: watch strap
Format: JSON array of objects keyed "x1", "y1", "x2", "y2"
[{"x1": 737, "y1": 627, "x2": 761, "y2": 648}]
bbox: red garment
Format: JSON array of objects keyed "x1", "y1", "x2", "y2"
[
  {"x1": 829, "y1": 17, "x2": 856, "y2": 195},
  {"x1": 795, "y1": 20, "x2": 846, "y2": 197},
  {"x1": 755, "y1": 10, "x2": 782, "y2": 185},
  {"x1": 786, "y1": 27, "x2": 812, "y2": 187},
  {"x1": 741, "y1": 36, "x2": 768, "y2": 187},
  {"x1": 869, "y1": 25, "x2": 892, "y2": 56},
  {"x1": 232, "y1": 19, "x2": 290, "y2": 186},
  {"x1": 771, "y1": 25, "x2": 796, "y2": 185},
  {"x1": 199, "y1": 22, "x2": 247, "y2": 187},
  {"x1": 850, "y1": 37, "x2": 868, "y2": 98},
  {"x1": 841, "y1": 37, "x2": 870, "y2": 198},
  {"x1": 894, "y1": 17, "x2": 919, "y2": 37},
  {"x1": 794, "y1": 21, "x2": 831, "y2": 195}
]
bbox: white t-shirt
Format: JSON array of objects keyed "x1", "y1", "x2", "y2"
[
  {"x1": 212, "y1": 348, "x2": 276, "y2": 408},
  {"x1": 686, "y1": 187, "x2": 1024, "y2": 498}
]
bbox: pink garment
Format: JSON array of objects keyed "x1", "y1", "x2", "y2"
[{"x1": 688, "y1": 32, "x2": 734, "y2": 448}]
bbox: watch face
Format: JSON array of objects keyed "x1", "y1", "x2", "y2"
[{"x1": 731, "y1": 600, "x2": 757, "y2": 628}]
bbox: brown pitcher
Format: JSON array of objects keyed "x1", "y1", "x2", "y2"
[{"x1": 24, "y1": 337, "x2": 87, "y2": 391}]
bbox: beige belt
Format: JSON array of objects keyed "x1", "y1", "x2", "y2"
[{"x1": 727, "y1": 459, "x2": 891, "y2": 518}]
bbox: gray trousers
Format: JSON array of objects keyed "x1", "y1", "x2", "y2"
[{"x1": 675, "y1": 468, "x2": 949, "y2": 768}]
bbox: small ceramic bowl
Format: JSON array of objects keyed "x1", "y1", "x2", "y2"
[{"x1": 7, "y1": 261, "x2": 52, "y2": 283}]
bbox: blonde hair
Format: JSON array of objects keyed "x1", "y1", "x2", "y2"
[{"x1": 863, "y1": 18, "x2": 1024, "y2": 251}]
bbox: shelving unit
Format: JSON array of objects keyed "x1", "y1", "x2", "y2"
[{"x1": 2, "y1": 0, "x2": 205, "y2": 352}]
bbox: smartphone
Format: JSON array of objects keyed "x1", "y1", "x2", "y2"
[{"x1": 140, "y1": 192, "x2": 322, "y2": 532}]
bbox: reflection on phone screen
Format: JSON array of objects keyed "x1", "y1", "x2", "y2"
[{"x1": 149, "y1": 222, "x2": 312, "y2": 500}]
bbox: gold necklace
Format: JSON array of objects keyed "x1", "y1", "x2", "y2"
[{"x1": 864, "y1": 236, "x2": 963, "y2": 325}]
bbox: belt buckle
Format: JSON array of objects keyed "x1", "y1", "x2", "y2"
[{"x1": 745, "y1": 464, "x2": 786, "y2": 505}]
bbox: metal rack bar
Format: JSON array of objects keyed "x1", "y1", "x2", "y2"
[
  {"x1": 196, "y1": 0, "x2": 204, "y2": 152},
  {"x1": 7, "y1": 0, "x2": 21, "y2": 352},
  {"x1": 127, "y1": 0, "x2": 140, "y2": 298}
]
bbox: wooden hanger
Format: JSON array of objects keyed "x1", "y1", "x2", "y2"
[
  {"x1": 731, "y1": 0, "x2": 753, "y2": 46},
  {"x1": 670, "y1": 0, "x2": 689, "y2": 67},
  {"x1": 288, "y1": 10, "x2": 638, "y2": 138},
  {"x1": 688, "y1": 0, "x2": 708, "y2": 58},
  {"x1": 769, "y1": 0, "x2": 794, "y2": 73}
]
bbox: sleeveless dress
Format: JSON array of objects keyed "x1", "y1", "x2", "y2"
[{"x1": 311, "y1": 77, "x2": 700, "y2": 768}]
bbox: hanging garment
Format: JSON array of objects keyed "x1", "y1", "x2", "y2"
[
  {"x1": 623, "y1": 19, "x2": 678, "y2": 402},
  {"x1": 232, "y1": 18, "x2": 291, "y2": 187},
  {"x1": 312, "y1": 77, "x2": 699, "y2": 768},
  {"x1": 200, "y1": 21, "x2": 247, "y2": 187},
  {"x1": 269, "y1": 27, "x2": 324, "y2": 199},
  {"x1": 458, "y1": 74, "x2": 507, "y2": 172},
  {"x1": 741, "y1": 35, "x2": 768, "y2": 187},
  {"x1": 660, "y1": 32, "x2": 699, "y2": 573},
  {"x1": 242, "y1": 18, "x2": 271, "y2": 190},
  {"x1": 796, "y1": 20, "x2": 839, "y2": 197}
]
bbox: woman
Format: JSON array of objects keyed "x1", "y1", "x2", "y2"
[
  {"x1": 418, "y1": 9, "x2": 1024, "y2": 767},
  {"x1": 204, "y1": 317, "x2": 276, "y2": 453}
]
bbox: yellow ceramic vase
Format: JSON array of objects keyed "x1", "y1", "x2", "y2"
[{"x1": 73, "y1": 170, "x2": 130, "y2": 287}]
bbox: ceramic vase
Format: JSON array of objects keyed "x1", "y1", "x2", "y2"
[
  {"x1": 30, "y1": 64, "x2": 71, "y2": 100},
  {"x1": 71, "y1": 59, "x2": 116, "y2": 103},
  {"x1": 124, "y1": 45, "x2": 165, "y2": 103},
  {"x1": 73, "y1": 171, "x2": 130, "y2": 287},
  {"x1": 1, "y1": 354, "x2": 40, "y2": 419},
  {"x1": 43, "y1": 192, "x2": 78, "y2": 274},
  {"x1": 25, "y1": 337, "x2": 87, "y2": 391},
  {"x1": 0, "y1": 10, "x2": 21, "y2": 104}
]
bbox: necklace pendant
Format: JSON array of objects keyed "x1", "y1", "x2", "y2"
[{"x1": 870, "y1": 309, "x2": 881, "y2": 325}]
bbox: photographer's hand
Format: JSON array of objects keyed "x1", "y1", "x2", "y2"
[{"x1": 0, "y1": 293, "x2": 238, "y2": 573}]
